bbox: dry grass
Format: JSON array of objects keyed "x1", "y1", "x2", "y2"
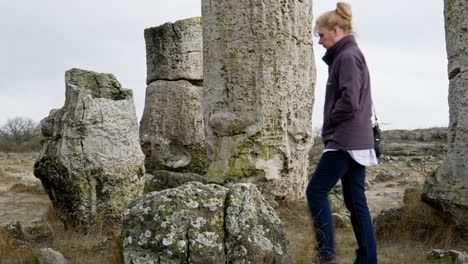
[
  {"x1": 275, "y1": 195, "x2": 466, "y2": 264},
  {"x1": 375, "y1": 188, "x2": 466, "y2": 251},
  {"x1": 275, "y1": 200, "x2": 316, "y2": 263},
  {"x1": 0, "y1": 204, "x2": 124, "y2": 264},
  {"x1": 0, "y1": 228, "x2": 37, "y2": 264}
]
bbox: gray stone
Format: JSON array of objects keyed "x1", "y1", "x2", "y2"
[
  {"x1": 374, "y1": 170, "x2": 400, "y2": 182},
  {"x1": 36, "y1": 248, "x2": 70, "y2": 264},
  {"x1": 140, "y1": 80, "x2": 206, "y2": 175},
  {"x1": 225, "y1": 184, "x2": 292, "y2": 263},
  {"x1": 34, "y1": 68, "x2": 145, "y2": 228},
  {"x1": 6, "y1": 220, "x2": 24, "y2": 240},
  {"x1": 143, "y1": 171, "x2": 205, "y2": 193},
  {"x1": 122, "y1": 182, "x2": 291, "y2": 263},
  {"x1": 144, "y1": 17, "x2": 202, "y2": 84},
  {"x1": 422, "y1": 0, "x2": 468, "y2": 236},
  {"x1": 332, "y1": 213, "x2": 351, "y2": 229},
  {"x1": 426, "y1": 249, "x2": 468, "y2": 264},
  {"x1": 373, "y1": 207, "x2": 404, "y2": 239},
  {"x1": 202, "y1": 0, "x2": 316, "y2": 201}
]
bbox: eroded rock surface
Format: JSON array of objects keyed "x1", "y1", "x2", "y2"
[
  {"x1": 202, "y1": 0, "x2": 316, "y2": 201},
  {"x1": 141, "y1": 17, "x2": 206, "y2": 175},
  {"x1": 34, "y1": 68, "x2": 145, "y2": 227},
  {"x1": 122, "y1": 182, "x2": 291, "y2": 263},
  {"x1": 422, "y1": 0, "x2": 467, "y2": 235}
]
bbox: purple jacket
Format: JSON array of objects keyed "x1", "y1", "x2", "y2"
[{"x1": 321, "y1": 35, "x2": 374, "y2": 150}]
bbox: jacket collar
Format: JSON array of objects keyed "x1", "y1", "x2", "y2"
[{"x1": 322, "y1": 35, "x2": 357, "y2": 66}]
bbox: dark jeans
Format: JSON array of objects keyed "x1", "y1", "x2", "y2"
[{"x1": 306, "y1": 151, "x2": 377, "y2": 264}]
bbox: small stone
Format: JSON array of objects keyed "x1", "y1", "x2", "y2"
[{"x1": 36, "y1": 248, "x2": 70, "y2": 264}]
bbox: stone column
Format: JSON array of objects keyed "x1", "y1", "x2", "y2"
[
  {"x1": 140, "y1": 17, "x2": 207, "y2": 175},
  {"x1": 202, "y1": 0, "x2": 316, "y2": 201},
  {"x1": 423, "y1": 0, "x2": 467, "y2": 234}
]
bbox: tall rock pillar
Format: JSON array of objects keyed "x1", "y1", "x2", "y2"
[
  {"x1": 423, "y1": 0, "x2": 467, "y2": 234},
  {"x1": 140, "y1": 17, "x2": 207, "y2": 175},
  {"x1": 202, "y1": 0, "x2": 316, "y2": 201},
  {"x1": 34, "y1": 68, "x2": 145, "y2": 228}
]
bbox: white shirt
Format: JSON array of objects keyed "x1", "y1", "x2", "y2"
[{"x1": 323, "y1": 149, "x2": 378, "y2": 166}]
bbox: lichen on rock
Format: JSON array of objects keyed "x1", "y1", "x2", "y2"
[{"x1": 34, "y1": 68, "x2": 145, "y2": 228}]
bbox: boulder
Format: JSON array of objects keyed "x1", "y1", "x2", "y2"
[
  {"x1": 426, "y1": 249, "x2": 468, "y2": 264},
  {"x1": 34, "y1": 68, "x2": 145, "y2": 228},
  {"x1": 202, "y1": 0, "x2": 316, "y2": 201},
  {"x1": 422, "y1": 0, "x2": 468, "y2": 235},
  {"x1": 122, "y1": 182, "x2": 291, "y2": 263},
  {"x1": 36, "y1": 248, "x2": 70, "y2": 264}
]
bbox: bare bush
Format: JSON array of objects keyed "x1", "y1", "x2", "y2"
[{"x1": 0, "y1": 117, "x2": 42, "y2": 152}]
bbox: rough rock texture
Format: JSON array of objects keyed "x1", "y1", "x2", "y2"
[
  {"x1": 225, "y1": 184, "x2": 292, "y2": 263},
  {"x1": 426, "y1": 249, "x2": 468, "y2": 264},
  {"x1": 36, "y1": 248, "x2": 70, "y2": 264},
  {"x1": 381, "y1": 128, "x2": 448, "y2": 157},
  {"x1": 140, "y1": 80, "x2": 206, "y2": 174},
  {"x1": 141, "y1": 17, "x2": 206, "y2": 175},
  {"x1": 144, "y1": 17, "x2": 203, "y2": 85},
  {"x1": 122, "y1": 182, "x2": 291, "y2": 263},
  {"x1": 422, "y1": 0, "x2": 468, "y2": 235},
  {"x1": 34, "y1": 68, "x2": 145, "y2": 227},
  {"x1": 143, "y1": 171, "x2": 205, "y2": 193},
  {"x1": 202, "y1": 0, "x2": 316, "y2": 201}
]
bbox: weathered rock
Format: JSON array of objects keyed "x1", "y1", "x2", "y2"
[
  {"x1": 381, "y1": 128, "x2": 448, "y2": 157},
  {"x1": 426, "y1": 249, "x2": 468, "y2": 264},
  {"x1": 122, "y1": 182, "x2": 291, "y2": 263},
  {"x1": 202, "y1": 0, "x2": 316, "y2": 201},
  {"x1": 225, "y1": 184, "x2": 292, "y2": 263},
  {"x1": 143, "y1": 171, "x2": 205, "y2": 193},
  {"x1": 5, "y1": 220, "x2": 24, "y2": 240},
  {"x1": 144, "y1": 17, "x2": 203, "y2": 85},
  {"x1": 140, "y1": 80, "x2": 206, "y2": 174},
  {"x1": 34, "y1": 68, "x2": 145, "y2": 228},
  {"x1": 372, "y1": 207, "x2": 404, "y2": 239},
  {"x1": 36, "y1": 248, "x2": 70, "y2": 264},
  {"x1": 332, "y1": 213, "x2": 351, "y2": 229},
  {"x1": 422, "y1": 0, "x2": 468, "y2": 235},
  {"x1": 374, "y1": 170, "x2": 401, "y2": 182}
]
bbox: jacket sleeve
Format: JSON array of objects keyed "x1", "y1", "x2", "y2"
[{"x1": 329, "y1": 53, "x2": 362, "y2": 126}]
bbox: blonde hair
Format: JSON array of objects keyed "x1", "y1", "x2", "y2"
[{"x1": 314, "y1": 2, "x2": 353, "y2": 35}]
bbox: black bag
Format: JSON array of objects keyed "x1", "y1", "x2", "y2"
[
  {"x1": 372, "y1": 104, "x2": 382, "y2": 158},
  {"x1": 373, "y1": 122, "x2": 382, "y2": 158}
]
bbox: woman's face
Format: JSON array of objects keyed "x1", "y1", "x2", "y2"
[{"x1": 317, "y1": 26, "x2": 337, "y2": 50}]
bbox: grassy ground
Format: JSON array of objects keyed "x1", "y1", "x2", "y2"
[{"x1": 1, "y1": 150, "x2": 466, "y2": 263}]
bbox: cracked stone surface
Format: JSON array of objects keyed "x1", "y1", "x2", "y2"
[
  {"x1": 202, "y1": 0, "x2": 316, "y2": 201},
  {"x1": 122, "y1": 182, "x2": 291, "y2": 263},
  {"x1": 141, "y1": 17, "x2": 206, "y2": 175},
  {"x1": 144, "y1": 17, "x2": 203, "y2": 85},
  {"x1": 422, "y1": 0, "x2": 468, "y2": 236},
  {"x1": 34, "y1": 68, "x2": 145, "y2": 228}
]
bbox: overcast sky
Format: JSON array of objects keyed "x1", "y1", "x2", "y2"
[{"x1": 0, "y1": 0, "x2": 448, "y2": 130}]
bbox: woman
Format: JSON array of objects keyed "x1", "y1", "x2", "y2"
[{"x1": 306, "y1": 2, "x2": 378, "y2": 264}]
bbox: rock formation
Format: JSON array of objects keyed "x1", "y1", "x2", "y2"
[
  {"x1": 34, "y1": 68, "x2": 145, "y2": 227},
  {"x1": 140, "y1": 17, "x2": 207, "y2": 175},
  {"x1": 422, "y1": 0, "x2": 467, "y2": 234},
  {"x1": 202, "y1": 0, "x2": 316, "y2": 201},
  {"x1": 122, "y1": 182, "x2": 291, "y2": 263}
]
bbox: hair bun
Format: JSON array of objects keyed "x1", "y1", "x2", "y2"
[{"x1": 336, "y1": 2, "x2": 352, "y2": 22}]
